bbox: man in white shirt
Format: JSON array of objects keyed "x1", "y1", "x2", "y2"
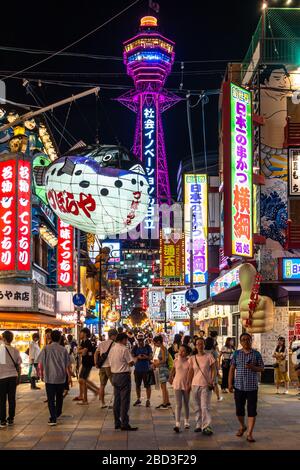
[
  {"x1": 29, "y1": 333, "x2": 41, "y2": 390},
  {"x1": 109, "y1": 333, "x2": 137, "y2": 431},
  {"x1": 94, "y1": 329, "x2": 117, "y2": 408}
]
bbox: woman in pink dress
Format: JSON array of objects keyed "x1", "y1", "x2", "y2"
[{"x1": 169, "y1": 344, "x2": 192, "y2": 433}]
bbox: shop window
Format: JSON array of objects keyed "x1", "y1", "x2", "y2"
[{"x1": 33, "y1": 234, "x2": 48, "y2": 272}]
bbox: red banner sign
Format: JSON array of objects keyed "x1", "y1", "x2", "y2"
[
  {"x1": 0, "y1": 159, "x2": 17, "y2": 271},
  {"x1": 57, "y1": 219, "x2": 74, "y2": 288},
  {"x1": 17, "y1": 160, "x2": 31, "y2": 271}
]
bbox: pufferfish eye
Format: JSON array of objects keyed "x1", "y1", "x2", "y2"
[{"x1": 102, "y1": 154, "x2": 113, "y2": 163}]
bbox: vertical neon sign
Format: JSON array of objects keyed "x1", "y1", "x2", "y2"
[
  {"x1": 57, "y1": 219, "x2": 74, "y2": 288},
  {"x1": 17, "y1": 160, "x2": 31, "y2": 272},
  {"x1": 0, "y1": 159, "x2": 17, "y2": 271},
  {"x1": 230, "y1": 83, "x2": 253, "y2": 257},
  {"x1": 142, "y1": 102, "x2": 156, "y2": 231},
  {"x1": 184, "y1": 174, "x2": 208, "y2": 285}
]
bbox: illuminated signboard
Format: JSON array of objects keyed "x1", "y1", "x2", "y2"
[
  {"x1": 166, "y1": 291, "x2": 188, "y2": 321},
  {"x1": 210, "y1": 265, "x2": 241, "y2": 297},
  {"x1": 148, "y1": 286, "x2": 165, "y2": 320},
  {"x1": 184, "y1": 174, "x2": 208, "y2": 285},
  {"x1": 17, "y1": 160, "x2": 31, "y2": 272},
  {"x1": 223, "y1": 82, "x2": 253, "y2": 258},
  {"x1": 288, "y1": 149, "x2": 300, "y2": 196},
  {"x1": 143, "y1": 104, "x2": 156, "y2": 231},
  {"x1": 57, "y1": 219, "x2": 74, "y2": 288},
  {"x1": 0, "y1": 156, "x2": 32, "y2": 275},
  {"x1": 0, "y1": 159, "x2": 17, "y2": 272},
  {"x1": 282, "y1": 258, "x2": 300, "y2": 280},
  {"x1": 160, "y1": 230, "x2": 184, "y2": 285},
  {"x1": 102, "y1": 242, "x2": 121, "y2": 264}
]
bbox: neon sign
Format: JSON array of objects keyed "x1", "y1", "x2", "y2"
[
  {"x1": 0, "y1": 159, "x2": 17, "y2": 271},
  {"x1": 210, "y1": 265, "x2": 240, "y2": 297},
  {"x1": 17, "y1": 160, "x2": 31, "y2": 272},
  {"x1": 128, "y1": 52, "x2": 171, "y2": 63},
  {"x1": 184, "y1": 174, "x2": 208, "y2": 285},
  {"x1": 282, "y1": 258, "x2": 300, "y2": 280},
  {"x1": 57, "y1": 219, "x2": 74, "y2": 288},
  {"x1": 143, "y1": 105, "x2": 156, "y2": 231}
]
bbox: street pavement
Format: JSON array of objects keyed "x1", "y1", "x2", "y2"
[{"x1": 0, "y1": 370, "x2": 299, "y2": 450}]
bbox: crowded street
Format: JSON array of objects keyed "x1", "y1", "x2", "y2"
[{"x1": 0, "y1": 371, "x2": 299, "y2": 451}]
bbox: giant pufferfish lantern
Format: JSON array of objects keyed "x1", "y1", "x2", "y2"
[{"x1": 44, "y1": 145, "x2": 149, "y2": 237}]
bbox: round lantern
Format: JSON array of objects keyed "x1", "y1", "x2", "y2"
[{"x1": 44, "y1": 145, "x2": 149, "y2": 237}]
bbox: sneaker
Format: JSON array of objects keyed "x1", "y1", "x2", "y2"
[
  {"x1": 145, "y1": 400, "x2": 150, "y2": 408},
  {"x1": 0, "y1": 422, "x2": 7, "y2": 429},
  {"x1": 202, "y1": 426, "x2": 213, "y2": 436},
  {"x1": 133, "y1": 399, "x2": 142, "y2": 407},
  {"x1": 218, "y1": 397, "x2": 224, "y2": 402},
  {"x1": 184, "y1": 421, "x2": 190, "y2": 429},
  {"x1": 121, "y1": 425, "x2": 138, "y2": 431},
  {"x1": 166, "y1": 402, "x2": 171, "y2": 408},
  {"x1": 284, "y1": 390, "x2": 289, "y2": 394},
  {"x1": 194, "y1": 427, "x2": 202, "y2": 433},
  {"x1": 156, "y1": 404, "x2": 169, "y2": 409},
  {"x1": 7, "y1": 419, "x2": 14, "y2": 426},
  {"x1": 48, "y1": 420, "x2": 57, "y2": 426},
  {"x1": 173, "y1": 426, "x2": 180, "y2": 433}
]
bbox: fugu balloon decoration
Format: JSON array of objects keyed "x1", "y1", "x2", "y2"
[{"x1": 44, "y1": 145, "x2": 149, "y2": 237}]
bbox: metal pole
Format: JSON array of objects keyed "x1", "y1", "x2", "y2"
[
  {"x1": 189, "y1": 207, "x2": 194, "y2": 337},
  {"x1": 76, "y1": 228, "x2": 81, "y2": 337},
  {"x1": 0, "y1": 87, "x2": 100, "y2": 132},
  {"x1": 99, "y1": 251, "x2": 102, "y2": 338}
]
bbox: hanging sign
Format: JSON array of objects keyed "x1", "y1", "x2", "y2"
[
  {"x1": 57, "y1": 219, "x2": 74, "y2": 288},
  {"x1": 289, "y1": 148, "x2": 300, "y2": 196}
]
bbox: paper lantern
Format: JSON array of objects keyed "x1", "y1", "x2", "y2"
[{"x1": 44, "y1": 145, "x2": 149, "y2": 237}]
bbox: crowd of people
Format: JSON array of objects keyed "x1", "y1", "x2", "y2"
[{"x1": 0, "y1": 327, "x2": 300, "y2": 443}]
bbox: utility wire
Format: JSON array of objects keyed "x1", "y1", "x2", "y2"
[
  {"x1": 0, "y1": 0, "x2": 142, "y2": 81},
  {"x1": 58, "y1": 101, "x2": 73, "y2": 148}
]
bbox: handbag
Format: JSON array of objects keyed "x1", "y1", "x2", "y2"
[
  {"x1": 96, "y1": 341, "x2": 114, "y2": 369},
  {"x1": 5, "y1": 346, "x2": 21, "y2": 385},
  {"x1": 195, "y1": 355, "x2": 214, "y2": 391}
]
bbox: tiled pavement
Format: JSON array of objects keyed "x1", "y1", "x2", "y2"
[{"x1": 1, "y1": 371, "x2": 299, "y2": 450}]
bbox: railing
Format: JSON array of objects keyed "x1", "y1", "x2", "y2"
[{"x1": 285, "y1": 219, "x2": 300, "y2": 249}]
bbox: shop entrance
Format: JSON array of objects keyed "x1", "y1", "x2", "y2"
[{"x1": 289, "y1": 199, "x2": 300, "y2": 225}]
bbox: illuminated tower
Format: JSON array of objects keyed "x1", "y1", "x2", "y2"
[{"x1": 117, "y1": 16, "x2": 181, "y2": 231}]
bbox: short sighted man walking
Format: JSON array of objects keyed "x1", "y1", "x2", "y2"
[
  {"x1": 110, "y1": 333, "x2": 137, "y2": 431},
  {"x1": 94, "y1": 328, "x2": 117, "y2": 408},
  {"x1": 229, "y1": 332, "x2": 264, "y2": 443},
  {"x1": 132, "y1": 333, "x2": 153, "y2": 407},
  {"x1": 38, "y1": 330, "x2": 71, "y2": 426}
]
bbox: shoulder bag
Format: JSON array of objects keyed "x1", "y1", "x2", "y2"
[
  {"x1": 194, "y1": 355, "x2": 214, "y2": 391},
  {"x1": 96, "y1": 341, "x2": 114, "y2": 369},
  {"x1": 5, "y1": 347, "x2": 21, "y2": 385}
]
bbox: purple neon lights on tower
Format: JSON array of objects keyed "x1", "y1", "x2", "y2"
[{"x1": 117, "y1": 16, "x2": 181, "y2": 231}]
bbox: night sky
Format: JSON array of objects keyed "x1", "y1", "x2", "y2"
[{"x1": 1, "y1": 0, "x2": 262, "y2": 197}]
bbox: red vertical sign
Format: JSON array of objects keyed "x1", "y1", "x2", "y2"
[
  {"x1": 0, "y1": 159, "x2": 17, "y2": 271},
  {"x1": 57, "y1": 219, "x2": 74, "y2": 288},
  {"x1": 17, "y1": 160, "x2": 31, "y2": 272}
]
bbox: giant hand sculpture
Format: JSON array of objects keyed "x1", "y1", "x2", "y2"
[{"x1": 239, "y1": 263, "x2": 274, "y2": 334}]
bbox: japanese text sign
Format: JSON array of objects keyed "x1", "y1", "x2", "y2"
[
  {"x1": 142, "y1": 104, "x2": 156, "y2": 231},
  {"x1": 184, "y1": 174, "x2": 208, "y2": 285},
  {"x1": 148, "y1": 287, "x2": 165, "y2": 320},
  {"x1": 282, "y1": 258, "x2": 300, "y2": 280},
  {"x1": 17, "y1": 160, "x2": 31, "y2": 271},
  {"x1": 210, "y1": 265, "x2": 240, "y2": 297},
  {"x1": 57, "y1": 219, "x2": 74, "y2": 288},
  {"x1": 0, "y1": 284, "x2": 33, "y2": 308},
  {"x1": 223, "y1": 82, "x2": 253, "y2": 258},
  {"x1": 160, "y1": 230, "x2": 184, "y2": 285},
  {"x1": 166, "y1": 292, "x2": 188, "y2": 321},
  {"x1": 289, "y1": 149, "x2": 300, "y2": 196},
  {"x1": 0, "y1": 159, "x2": 17, "y2": 271}
]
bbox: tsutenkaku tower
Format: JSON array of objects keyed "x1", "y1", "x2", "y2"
[{"x1": 117, "y1": 16, "x2": 181, "y2": 231}]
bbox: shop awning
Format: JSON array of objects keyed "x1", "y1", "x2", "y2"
[{"x1": 0, "y1": 312, "x2": 75, "y2": 328}]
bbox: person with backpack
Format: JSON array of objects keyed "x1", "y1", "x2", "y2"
[
  {"x1": 153, "y1": 335, "x2": 171, "y2": 409},
  {"x1": 94, "y1": 328, "x2": 117, "y2": 408},
  {"x1": 228, "y1": 333, "x2": 264, "y2": 443},
  {"x1": 132, "y1": 333, "x2": 153, "y2": 408},
  {"x1": 0, "y1": 331, "x2": 22, "y2": 428}
]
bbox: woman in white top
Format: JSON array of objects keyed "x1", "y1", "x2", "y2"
[
  {"x1": 0, "y1": 330, "x2": 22, "y2": 427},
  {"x1": 29, "y1": 333, "x2": 41, "y2": 390},
  {"x1": 219, "y1": 337, "x2": 235, "y2": 393}
]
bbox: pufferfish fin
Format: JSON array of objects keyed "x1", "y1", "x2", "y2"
[{"x1": 129, "y1": 164, "x2": 146, "y2": 175}]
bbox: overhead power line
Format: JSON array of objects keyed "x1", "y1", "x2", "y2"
[{"x1": 0, "y1": 0, "x2": 142, "y2": 81}]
